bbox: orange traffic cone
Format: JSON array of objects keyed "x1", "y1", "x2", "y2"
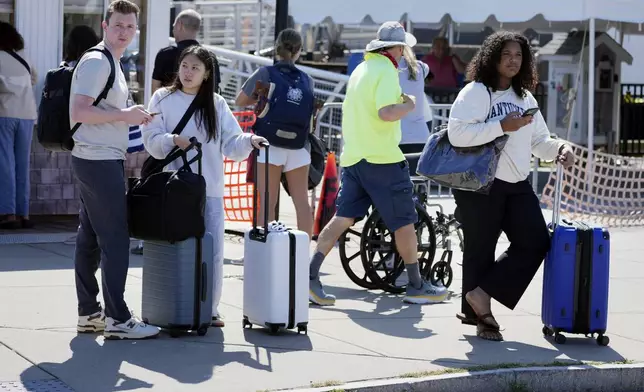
[{"x1": 313, "y1": 152, "x2": 339, "y2": 238}]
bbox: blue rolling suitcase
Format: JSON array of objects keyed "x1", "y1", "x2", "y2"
[{"x1": 541, "y1": 165, "x2": 610, "y2": 346}]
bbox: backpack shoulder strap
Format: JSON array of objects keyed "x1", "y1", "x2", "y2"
[
  {"x1": 88, "y1": 47, "x2": 117, "y2": 102},
  {"x1": 6, "y1": 50, "x2": 31, "y2": 74},
  {"x1": 69, "y1": 47, "x2": 118, "y2": 135}
]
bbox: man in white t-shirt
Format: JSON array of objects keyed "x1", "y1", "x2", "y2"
[{"x1": 69, "y1": 0, "x2": 159, "y2": 340}]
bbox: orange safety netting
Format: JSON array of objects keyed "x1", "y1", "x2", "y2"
[{"x1": 223, "y1": 111, "x2": 255, "y2": 222}]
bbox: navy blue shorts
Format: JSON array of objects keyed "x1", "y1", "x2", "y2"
[{"x1": 336, "y1": 159, "x2": 418, "y2": 232}]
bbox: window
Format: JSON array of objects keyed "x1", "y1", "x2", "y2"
[
  {"x1": 0, "y1": 0, "x2": 14, "y2": 24},
  {"x1": 63, "y1": 0, "x2": 104, "y2": 39},
  {"x1": 121, "y1": 0, "x2": 147, "y2": 104}
]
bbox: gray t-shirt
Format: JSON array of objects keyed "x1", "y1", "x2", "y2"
[
  {"x1": 70, "y1": 44, "x2": 129, "y2": 160},
  {"x1": 240, "y1": 62, "x2": 315, "y2": 98}
]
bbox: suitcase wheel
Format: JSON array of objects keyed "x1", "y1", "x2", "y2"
[
  {"x1": 268, "y1": 325, "x2": 280, "y2": 335},
  {"x1": 197, "y1": 325, "x2": 209, "y2": 337},
  {"x1": 542, "y1": 326, "x2": 554, "y2": 337},
  {"x1": 554, "y1": 333, "x2": 567, "y2": 344},
  {"x1": 242, "y1": 317, "x2": 252, "y2": 329},
  {"x1": 597, "y1": 335, "x2": 610, "y2": 346},
  {"x1": 297, "y1": 325, "x2": 308, "y2": 335}
]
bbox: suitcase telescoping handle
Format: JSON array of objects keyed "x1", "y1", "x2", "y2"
[
  {"x1": 251, "y1": 141, "x2": 270, "y2": 241},
  {"x1": 551, "y1": 163, "x2": 564, "y2": 228}
]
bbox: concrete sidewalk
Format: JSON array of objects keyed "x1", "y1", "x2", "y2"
[{"x1": 0, "y1": 194, "x2": 643, "y2": 392}]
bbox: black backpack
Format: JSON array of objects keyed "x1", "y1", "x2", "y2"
[{"x1": 37, "y1": 47, "x2": 116, "y2": 152}]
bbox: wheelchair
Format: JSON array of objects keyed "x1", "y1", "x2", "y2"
[{"x1": 336, "y1": 152, "x2": 461, "y2": 294}]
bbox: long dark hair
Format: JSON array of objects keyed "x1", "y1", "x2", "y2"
[
  {"x1": 163, "y1": 45, "x2": 218, "y2": 142},
  {"x1": 466, "y1": 31, "x2": 538, "y2": 98},
  {"x1": 64, "y1": 25, "x2": 100, "y2": 63},
  {"x1": 0, "y1": 21, "x2": 24, "y2": 51}
]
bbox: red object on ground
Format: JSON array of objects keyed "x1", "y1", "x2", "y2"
[{"x1": 313, "y1": 152, "x2": 339, "y2": 237}]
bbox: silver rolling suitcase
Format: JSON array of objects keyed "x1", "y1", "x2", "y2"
[{"x1": 141, "y1": 234, "x2": 214, "y2": 337}]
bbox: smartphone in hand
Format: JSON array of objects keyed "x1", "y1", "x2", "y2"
[{"x1": 522, "y1": 107, "x2": 539, "y2": 117}]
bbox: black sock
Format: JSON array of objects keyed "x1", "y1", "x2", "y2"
[
  {"x1": 309, "y1": 251, "x2": 325, "y2": 280},
  {"x1": 405, "y1": 262, "x2": 423, "y2": 289}
]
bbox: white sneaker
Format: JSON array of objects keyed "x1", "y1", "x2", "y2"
[
  {"x1": 77, "y1": 310, "x2": 106, "y2": 333},
  {"x1": 103, "y1": 315, "x2": 161, "y2": 340}
]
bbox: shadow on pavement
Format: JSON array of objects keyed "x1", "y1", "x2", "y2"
[
  {"x1": 433, "y1": 330, "x2": 627, "y2": 367},
  {"x1": 0, "y1": 242, "x2": 143, "y2": 272},
  {"x1": 19, "y1": 328, "x2": 294, "y2": 392},
  {"x1": 318, "y1": 284, "x2": 439, "y2": 339}
]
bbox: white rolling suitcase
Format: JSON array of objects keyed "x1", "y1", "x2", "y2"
[{"x1": 243, "y1": 145, "x2": 310, "y2": 335}]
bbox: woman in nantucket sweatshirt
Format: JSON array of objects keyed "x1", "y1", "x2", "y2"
[
  {"x1": 446, "y1": 31, "x2": 575, "y2": 342},
  {"x1": 142, "y1": 46, "x2": 267, "y2": 328}
]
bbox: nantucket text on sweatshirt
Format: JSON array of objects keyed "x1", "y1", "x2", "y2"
[{"x1": 447, "y1": 82, "x2": 564, "y2": 184}]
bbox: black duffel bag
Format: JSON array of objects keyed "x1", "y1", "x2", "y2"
[{"x1": 127, "y1": 137, "x2": 206, "y2": 243}]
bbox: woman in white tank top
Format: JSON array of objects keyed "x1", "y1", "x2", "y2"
[{"x1": 398, "y1": 47, "x2": 433, "y2": 154}]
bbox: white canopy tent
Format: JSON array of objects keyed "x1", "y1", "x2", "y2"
[{"x1": 289, "y1": 0, "x2": 644, "y2": 173}]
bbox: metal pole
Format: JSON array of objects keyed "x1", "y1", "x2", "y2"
[
  {"x1": 256, "y1": 0, "x2": 263, "y2": 53},
  {"x1": 587, "y1": 18, "x2": 595, "y2": 192},
  {"x1": 272, "y1": 0, "x2": 289, "y2": 221},
  {"x1": 274, "y1": 0, "x2": 289, "y2": 41}
]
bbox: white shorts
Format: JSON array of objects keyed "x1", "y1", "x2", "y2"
[{"x1": 258, "y1": 145, "x2": 310, "y2": 172}]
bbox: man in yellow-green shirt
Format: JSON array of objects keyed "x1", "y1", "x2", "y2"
[{"x1": 308, "y1": 21, "x2": 448, "y2": 307}]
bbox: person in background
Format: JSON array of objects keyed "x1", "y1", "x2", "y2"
[
  {"x1": 152, "y1": 9, "x2": 220, "y2": 94},
  {"x1": 306, "y1": 22, "x2": 448, "y2": 307},
  {"x1": 142, "y1": 46, "x2": 267, "y2": 328},
  {"x1": 0, "y1": 21, "x2": 38, "y2": 230},
  {"x1": 63, "y1": 25, "x2": 100, "y2": 67},
  {"x1": 447, "y1": 31, "x2": 574, "y2": 342},
  {"x1": 235, "y1": 28, "x2": 315, "y2": 247},
  {"x1": 398, "y1": 46, "x2": 433, "y2": 155},
  {"x1": 422, "y1": 37, "x2": 465, "y2": 89}
]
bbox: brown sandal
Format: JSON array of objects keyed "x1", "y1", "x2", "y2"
[
  {"x1": 475, "y1": 313, "x2": 503, "y2": 342},
  {"x1": 457, "y1": 312, "x2": 505, "y2": 330}
]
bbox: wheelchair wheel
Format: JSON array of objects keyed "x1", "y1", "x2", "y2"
[
  {"x1": 361, "y1": 202, "x2": 437, "y2": 294},
  {"x1": 338, "y1": 226, "x2": 380, "y2": 290}
]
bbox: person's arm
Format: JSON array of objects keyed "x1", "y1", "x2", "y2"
[
  {"x1": 217, "y1": 95, "x2": 255, "y2": 161},
  {"x1": 235, "y1": 67, "x2": 268, "y2": 107},
  {"x1": 447, "y1": 83, "x2": 504, "y2": 147},
  {"x1": 419, "y1": 61, "x2": 430, "y2": 80},
  {"x1": 528, "y1": 93, "x2": 566, "y2": 160},
  {"x1": 70, "y1": 54, "x2": 125, "y2": 124},
  {"x1": 376, "y1": 69, "x2": 412, "y2": 122},
  {"x1": 141, "y1": 90, "x2": 176, "y2": 159},
  {"x1": 451, "y1": 54, "x2": 466, "y2": 74},
  {"x1": 28, "y1": 57, "x2": 38, "y2": 86}
]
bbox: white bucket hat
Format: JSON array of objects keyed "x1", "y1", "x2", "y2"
[{"x1": 365, "y1": 21, "x2": 417, "y2": 52}]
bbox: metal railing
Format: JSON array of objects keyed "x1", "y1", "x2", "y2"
[
  {"x1": 311, "y1": 102, "x2": 546, "y2": 201},
  {"x1": 203, "y1": 45, "x2": 351, "y2": 107},
  {"x1": 311, "y1": 103, "x2": 458, "y2": 202},
  {"x1": 173, "y1": 0, "x2": 275, "y2": 53}
]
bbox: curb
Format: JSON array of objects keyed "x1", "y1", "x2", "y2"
[{"x1": 288, "y1": 363, "x2": 644, "y2": 392}]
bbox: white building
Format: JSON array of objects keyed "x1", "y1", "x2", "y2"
[{"x1": 4, "y1": 0, "x2": 171, "y2": 107}]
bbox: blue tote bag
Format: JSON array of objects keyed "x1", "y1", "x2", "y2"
[{"x1": 416, "y1": 88, "x2": 509, "y2": 194}]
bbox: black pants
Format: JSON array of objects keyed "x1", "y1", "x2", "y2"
[
  {"x1": 452, "y1": 178, "x2": 551, "y2": 321},
  {"x1": 72, "y1": 157, "x2": 132, "y2": 322}
]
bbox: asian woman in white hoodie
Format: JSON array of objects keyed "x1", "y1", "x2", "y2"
[
  {"x1": 447, "y1": 31, "x2": 575, "y2": 342},
  {"x1": 142, "y1": 45, "x2": 267, "y2": 328}
]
